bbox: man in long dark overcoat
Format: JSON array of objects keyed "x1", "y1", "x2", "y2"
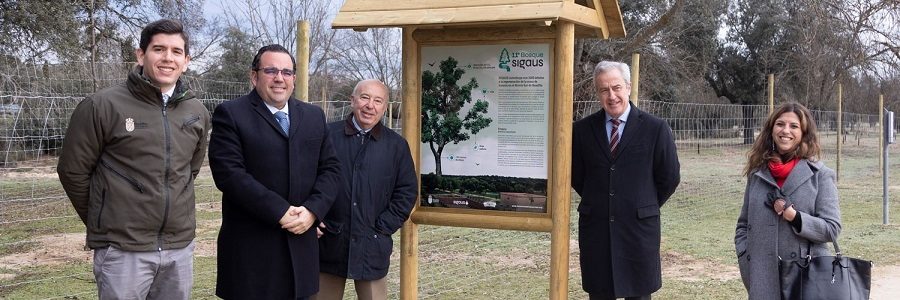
[
  {"x1": 209, "y1": 44, "x2": 341, "y2": 299},
  {"x1": 571, "y1": 61, "x2": 681, "y2": 300}
]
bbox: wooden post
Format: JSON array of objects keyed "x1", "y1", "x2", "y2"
[
  {"x1": 322, "y1": 83, "x2": 328, "y2": 118},
  {"x1": 550, "y1": 21, "x2": 574, "y2": 300},
  {"x1": 388, "y1": 100, "x2": 394, "y2": 129},
  {"x1": 630, "y1": 53, "x2": 640, "y2": 107},
  {"x1": 321, "y1": 45, "x2": 329, "y2": 117},
  {"x1": 399, "y1": 27, "x2": 420, "y2": 300},
  {"x1": 879, "y1": 94, "x2": 884, "y2": 169},
  {"x1": 295, "y1": 21, "x2": 310, "y2": 102},
  {"x1": 767, "y1": 74, "x2": 774, "y2": 114},
  {"x1": 836, "y1": 83, "x2": 842, "y2": 182}
]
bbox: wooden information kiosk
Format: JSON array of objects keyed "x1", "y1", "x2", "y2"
[{"x1": 333, "y1": 1, "x2": 625, "y2": 299}]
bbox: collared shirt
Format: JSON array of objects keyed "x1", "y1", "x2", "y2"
[
  {"x1": 343, "y1": 114, "x2": 382, "y2": 141},
  {"x1": 351, "y1": 116, "x2": 371, "y2": 134},
  {"x1": 606, "y1": 103, "x2": 631, "y2": 143},
  {"x1": 264, "y1": 102, "x2": 289, "y2": 116},
  {"x1": 161, "y1": 88, "x2": 174, "y2": 105}
]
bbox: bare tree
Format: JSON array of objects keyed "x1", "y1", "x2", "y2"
[
  {"x1": 330, "y1": 29, "x2": 402, "y2": 97},
  {"x1": 222, "y1": 0, "x2": 338, "y2": 74},
  {"x1": 570, "y1": 0, "x2": 730, "y2": 128}
]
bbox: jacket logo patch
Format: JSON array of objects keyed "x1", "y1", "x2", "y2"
[{"x1": 125, "y1": 118, "x2": 135, "y2": 132}]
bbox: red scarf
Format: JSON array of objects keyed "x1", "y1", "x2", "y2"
[{"x1": 768, "y1": 158, "x2": 799, "y2": 188}]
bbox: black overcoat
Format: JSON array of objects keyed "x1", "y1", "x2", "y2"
[
  {"x1": 318, "y1": 117, "x2": 417, "y2": 280},
  {"x1": 209, "y1": 90, "x2": 341, "y2": 299},
  {"x1": 571, "y1": 103, "x2": 680, "y2": 297}
]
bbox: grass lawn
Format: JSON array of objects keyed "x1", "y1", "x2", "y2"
[{"x1": 1, "y1": 143, "x2": 898, "y2": 299}]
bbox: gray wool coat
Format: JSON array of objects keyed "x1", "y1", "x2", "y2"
[{"x1": 734, "y1": 159, "x2": 842, "y2": 300}]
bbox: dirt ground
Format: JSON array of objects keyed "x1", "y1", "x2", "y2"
[
  {"x1": 570, "y1": 240, "x2": 741, "y2": 282},
  {"x1": 872, "y1": 264, "x2": 900, "y2": 300},
  {"x1": 660, "y1": 250, "x2": 740, "y2": 282},
  {"x1": 0, "y1": 233, "x2": 91, "y2": 280},
  {"x1": 1, "y1": 232, "x2": 898, "y2": 298}
]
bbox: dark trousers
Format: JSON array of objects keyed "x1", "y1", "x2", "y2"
[{"x1": 588, "y1": 293, "x2": 651, "y2": 300}]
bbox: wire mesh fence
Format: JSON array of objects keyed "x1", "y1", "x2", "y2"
[{"x1": 0, "y1": 61, "x2": 897, "y2": 299}]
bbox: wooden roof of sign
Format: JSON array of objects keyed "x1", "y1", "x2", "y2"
[{"x1": 332, "y1": 0, "x2": 626, "y2": 39}]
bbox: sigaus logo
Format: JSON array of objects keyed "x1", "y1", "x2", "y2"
[{"x1": 498, "y1": 48, "x2": 545, "y2": 72}]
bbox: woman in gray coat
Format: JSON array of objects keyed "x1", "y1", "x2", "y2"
[{"x1": 735, "y1": 102, "x2": 841, "y2": 300}]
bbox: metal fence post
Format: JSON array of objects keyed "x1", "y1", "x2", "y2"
[
  {"x1": 836, "y1": 84, "x2": 842, "y2": 182},
  {"x1": 884, "y1": 109, "x2": 894, "y2": 225}
]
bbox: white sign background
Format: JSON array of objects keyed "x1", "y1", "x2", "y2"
[{"x1": 420, "y1": 44, "x2": 551, "y2": 179}]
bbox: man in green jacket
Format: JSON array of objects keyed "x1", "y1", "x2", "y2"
[{"x1": 57, "y1": 19, "x2": 210, "y2": 300}]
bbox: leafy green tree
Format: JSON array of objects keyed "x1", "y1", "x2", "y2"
[
  {"x1": 195, "y1": 26, "x2": 255, "y2": 104},
  {"x1": 204, "y1": 27, "x2": 256, "y2": 82},
  {"x1": 421, "y1": 56, "x2": 491, "y2": 178},
  {"x1": 0, "y1": 1, "x2": 81, "y2": 62},
  {"x1": 703, "y1": 0, "x2": 792, "y2": 143}
]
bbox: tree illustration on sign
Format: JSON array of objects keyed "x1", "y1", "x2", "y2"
[
  {"x1": 422, "y1": 56, "x2": 492, "y2": 178},
  {"x1": 499, "y1": 48, "x2": 511, "y2": 71}
]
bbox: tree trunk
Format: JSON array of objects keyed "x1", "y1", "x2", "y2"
[{"x1": 433, "y1": 150, "x2": 443, "y2": 178}]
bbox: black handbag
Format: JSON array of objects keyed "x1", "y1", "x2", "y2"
[{"x1": 778, "y1": 238, "x2": 872, "y2": 300}]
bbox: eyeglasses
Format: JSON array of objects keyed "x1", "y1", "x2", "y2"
[{"x1": 255, "y1": 67, "x2": 296, "y2": 77}]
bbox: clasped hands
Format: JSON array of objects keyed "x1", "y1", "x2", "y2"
[
  {"x1": 279, "y1": 206, "x2": 317, "y2": 235},
  {"x1": 765, "y1": 189, "x2": 796, "y2": 221}
]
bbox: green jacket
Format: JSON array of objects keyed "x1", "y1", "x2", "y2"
[{"x1": 57, "y1": 66, "x2": 210, "y2": 251}]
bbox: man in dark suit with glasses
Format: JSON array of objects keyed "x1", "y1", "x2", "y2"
[{"x1": 209, "y1": 44, "x2": 341, "y2": 300}]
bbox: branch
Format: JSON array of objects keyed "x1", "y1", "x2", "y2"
[
  {"x1": 704, "y1": 68, "x2": 736, "y2": 102},
  {"x1": 880, "y1": 41, "x2": 900, "y2": 62},
  {"x1": 615, "y1": 0, "x2": 685, "y2": 57}
]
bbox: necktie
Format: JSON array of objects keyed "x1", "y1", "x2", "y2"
[
  {"x1": 609, "y1": 118, "x2": 621, "y2": 156},
  {"x1": 357, "y1": 130, "x2": 369, "y2": 144},
  {"x1": 274, "y1": 111, "x2": 289, "y2": 135}
]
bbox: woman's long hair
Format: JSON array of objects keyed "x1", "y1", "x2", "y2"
[{"x1": 743, "y1": 102, "x2": 822, "y2": 176}]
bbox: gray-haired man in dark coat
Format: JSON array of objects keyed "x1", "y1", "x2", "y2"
[
  {"x1": 313, "y1": 79, "x2": 417, "y2": 300},
  {"x1": 571, "y1": 61, "x2": 681, "y2": 300}
]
